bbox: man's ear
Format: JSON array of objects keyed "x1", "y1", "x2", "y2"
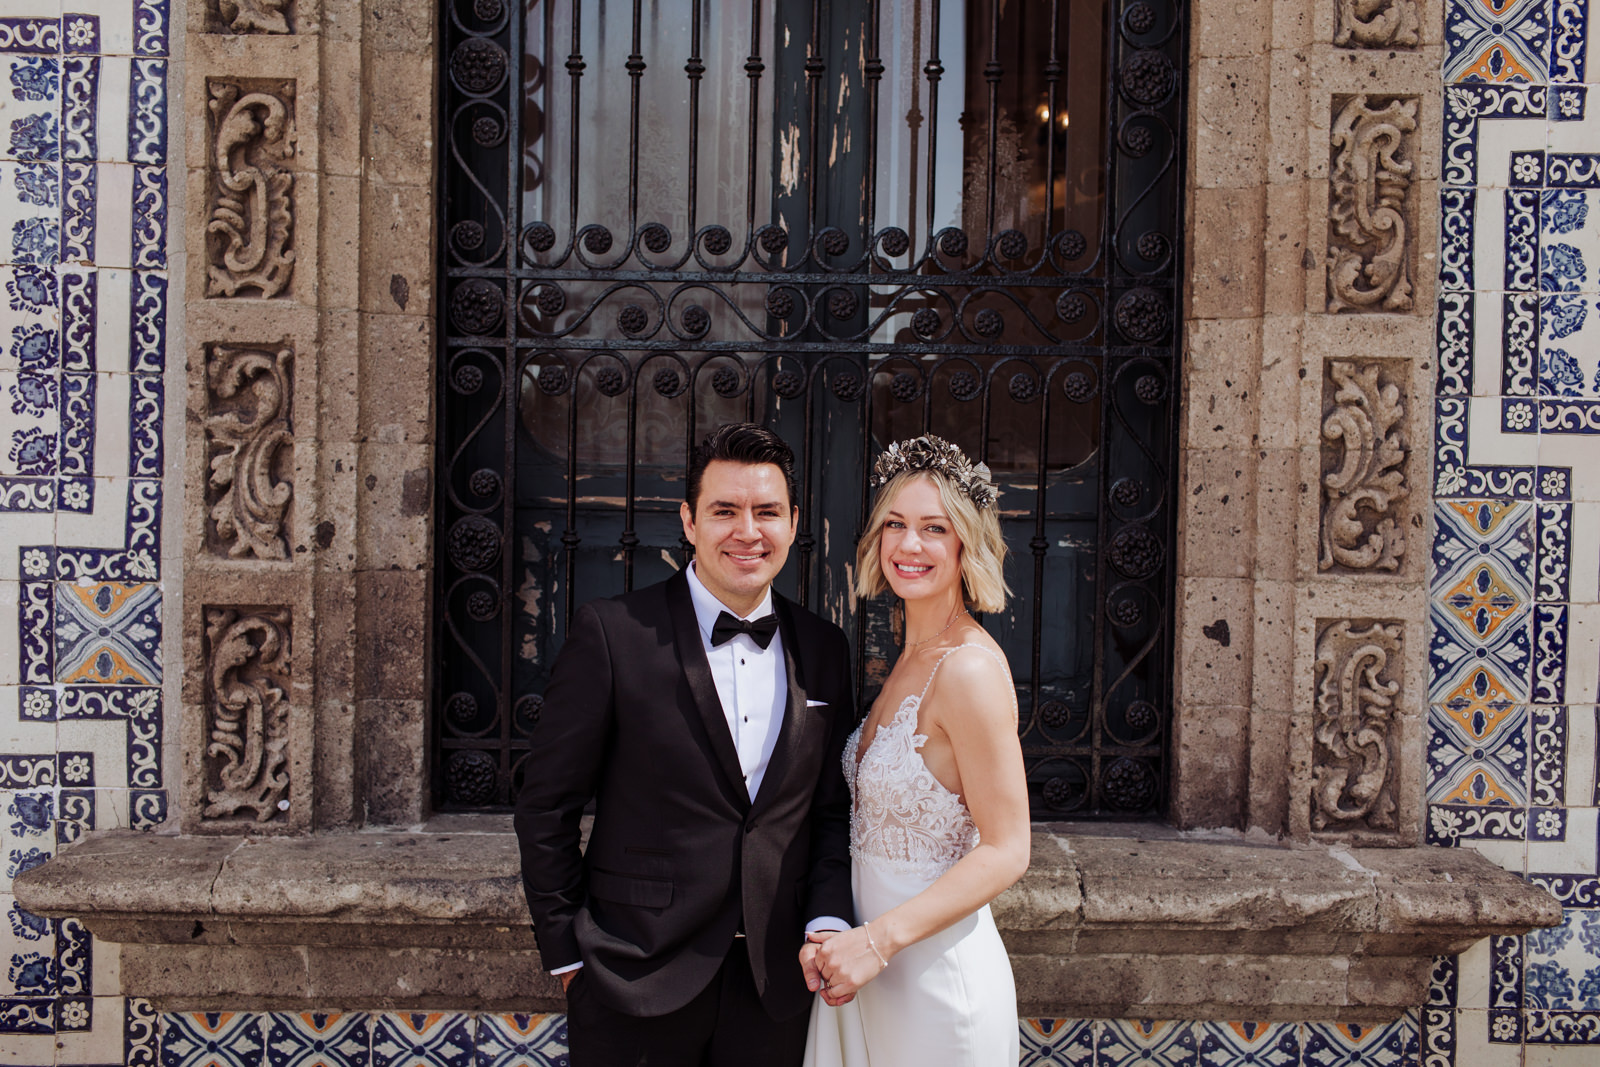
[
  {"x1": 791, "y1": 504, "x2": 800, "y2": 528},
  {"x1": 680, "y1": 500, "x2": 697, "y2": 545}
]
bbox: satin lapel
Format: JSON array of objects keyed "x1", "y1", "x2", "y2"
[
  {"x1": 751, "y1": 595, "x2": 812, "y2": 814},
  {"x1": 666, "y1": 571, "x2": 750, "y2": 806}
]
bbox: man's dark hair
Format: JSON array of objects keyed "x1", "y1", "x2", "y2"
[{"x1": 686, "y1": 423, "x2": 799, "y2": 513}]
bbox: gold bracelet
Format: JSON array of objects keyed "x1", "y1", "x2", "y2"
[{"x1": 863, "y1": 921, "x2": 889, "y2": 970}]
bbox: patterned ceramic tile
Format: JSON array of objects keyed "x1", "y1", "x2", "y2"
[
  {"x1": 265, "y1": 1012, "x2": 372, "y2": 1067},
  {"x1": 1193, "y1": 1021, "x2": 1298, "y2": 1066},
  {"x1": 1446, "y1": 0, "x2": 1555, "y2": 84},
  {"x1": 371, "y1": 1013, "x2": 475, "y2": 1067},
  {"x1": 473, "y1": 1014, "x2": 567, "y2": 1067},
  {"x1": 1302, "y1": 1014, "x2": 1420, "y2": 1065},
  {"x1": 1430, "y1": 703, "x2": 1531, "y2": 806},
  {"x1": 160, "y1": 1011, "x2": 264, "y2": 1067},
  {"x1": 1096, "y1": 1019, "x2": 1196, "y2": 1066}
]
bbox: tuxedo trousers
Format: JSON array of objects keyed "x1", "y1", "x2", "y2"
[{"x1": 565, "y1": 938, "x2": 809, "y2": 1067}]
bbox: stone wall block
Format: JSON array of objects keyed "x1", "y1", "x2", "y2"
[
  {"x1": 356, "y1": 699, "x2": 428, "y2": 826},
  {"x1": 1183, "y1": 317, "x2": 1262, "y2": 451},
  {"x1": 365, "y1": 0, "x2": 437, "y2": 55},
  {"x1": 319, "y1": 37, "x2": 364, "y2": 179},
  {"x1": 1326, "y1": 94, "x2": 1419, "y2": 316},
  {"x1": 354, "y1": 570, "x2": 431, "y2": 702},
  {"x1": 1257, "y1": 315, "x2": 1312, "y2": 451},
  {"x1": 320, "y1": 173, "x2": 363, "y2": 312},
  {"x1": 1190, "y1": 55, "x2": 1269, "y2": 191},
  {"x1": 1193, "y1": 0, "x2": 1272, "y2": 59},
  {"x1": 360, "y1": 182, "x2": 437, "y2": 318},
  {"x1": 368, "y1": 48, "x2": 438, "y2": 186},
  {"x1": 1247, "y1": 706, "x2": 1293, "y2": 835},
  {"x1": 1172, "y1": 703, "x2": 1251, "y2": 829},
  {"x1": 1263, "y1": 181, "x2": 1310, "y2": 316},
  {"x1": 1265, "y1": 50, "x2": 1309, "y2": 184},
  {"x1": 312, "y1": 567, "x2": 357, "y2": 699},
  {"x1": 317, "y1": 310, "x2": 362, "y2": 447},
  {"x1": 1175, "y1": 577, "x2": 1255, "y2": 712},
  {"x1": 1253, "y1": 451, "x2": 1305, "y2": 582},
  {"x1": 1188, "y1": 186, "x2": 1266, "y2": 321},
  {"x1": 357, "y1": 442, "x2": 434, "y2": 572},
  {"x1": 1180, "y1": 449, "x2": 1259, "y2": 579},
  {"x1": 360, "y1": 314, "x2": 435, "y2": 445},
  {"x1": 313, "y1": 700, "x2": 357, "y2": 830}
]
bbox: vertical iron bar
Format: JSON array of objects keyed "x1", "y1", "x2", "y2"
[
  {"x1": 562, "y1": 360, "x2": 581, "y2": 629},
  {"x1": 626, "y1": 0, "x2": 645, "y2": 243},
  {"x1": 500, "y1": 3, "x2": 527, "y2": 793},
  {"x1": 621, "y1": 362, "x2": 640, "y2": 592},
  {"x1": 565, "y1": 2, "x2": 585, "y2": 247},
  {"x1": 685, "y1": 0, "x2": 704, "y2": 245},
  {"x1": 1029, "y1": 367, "x2": 1051, "y2": 736},
  {"x1": 805, "y1": 0, "x2": 825, "y2": 246},
  {"x1": 922, "y1": 0, "x2": 942, "y2": 255},
  {"x1": 744, "y1": 0, "x2": 765, "y2": 244},
  {"x1": 1043, "y1": 0, "x2": 1062, "y2": 234},
  {"x1": 983, "y1": 0, "x2": 1002, "y2": 243},
  {"x1": 863, "y1": 0, "x2": 883, "y2": 258}
]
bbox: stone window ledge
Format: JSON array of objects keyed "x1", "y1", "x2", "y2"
[{"x1": 15, "y1": 824, "x2": 1558, "y2": 1021}]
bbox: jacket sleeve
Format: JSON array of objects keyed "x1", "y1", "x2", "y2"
[
  {"x1": 804, "y1": 626, "x2": 857, "y2": 927},
  {"x1": 513, "y1": 600, "x2": 612, "y2": 970}
]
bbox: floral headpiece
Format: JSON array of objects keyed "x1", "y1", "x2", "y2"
[{"x1": 870, "y1": 435, "x2": 996, "y2": 510}]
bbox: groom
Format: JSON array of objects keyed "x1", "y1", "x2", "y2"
[{"x1": 514, "y1": 423, "x2": 856, "y2": 1066}]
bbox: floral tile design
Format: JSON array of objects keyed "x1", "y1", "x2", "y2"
[
  {"x1": 160, "y1": 1011, "x2": 264, "y2": 1067},
  {"x1": 1301, "y1": 1014, "x2": 1420, "y2": 1065},
  {"x1": 1445, "y1": 0, "x2": 1554, "y2": 84},
  {"x1": 1096, "y1": 1019, "x2": 1196, "y2": 1066},
  {"x1": 1429, "y1": 702, "x2": 1530, "y2": 806},
  {"x1": 52, "y1": 579, "x2": 160, "y2": 684},
  {"x1": 371, "y1": 1013, "x2": 475, "y2": 1067},
  {"x1": 266, "y1": 1012, "x2": 372, "y2": 1067},
  {"x1": 472, "y1": 1014, "x2": 567, "y2": 1067},
  {"x1": 1020, "y1": 1018, "x2": 1095, "y2": 1066}
]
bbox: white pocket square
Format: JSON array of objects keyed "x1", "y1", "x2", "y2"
[{"x1": 806, "y1": 699, "x2": 827, "y2": 707}]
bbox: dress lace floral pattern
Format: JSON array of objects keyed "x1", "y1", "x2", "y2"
[{"x1": 844, "y1": 645, "x2": 1008, "y2": 880}]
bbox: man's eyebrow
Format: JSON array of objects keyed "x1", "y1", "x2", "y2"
[{"x1": 705, "y1": 499, "x2": 786, "y2": 510}]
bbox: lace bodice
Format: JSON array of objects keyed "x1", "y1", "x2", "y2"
[{"x1": 844, "y1": 645, "x2": 1008, "y2": 881}]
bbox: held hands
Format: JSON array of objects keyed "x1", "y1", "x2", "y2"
[{"x1": 801, "y1": 923, "x2": 890, "y2": 1005}]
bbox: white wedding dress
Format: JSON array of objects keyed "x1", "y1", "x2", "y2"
[{"x1": 803, "y1": 645, "x2": 1019, "y2": 1067}]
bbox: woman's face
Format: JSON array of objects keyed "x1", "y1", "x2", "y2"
[{"x1": 878, "y1": 476, "x2": 964, "y2": 604}]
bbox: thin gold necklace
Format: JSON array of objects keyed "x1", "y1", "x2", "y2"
[{"x1": 906, "y1": 606, "x2": 968, "y2": 650}]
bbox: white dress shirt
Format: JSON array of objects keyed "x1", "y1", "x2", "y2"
[{"x1": 685, "y1": 561, "x2": 788, "y2": 799}]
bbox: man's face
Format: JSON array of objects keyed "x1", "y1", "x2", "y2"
[{"x1": 680, "y1": 460, "x2": 798, "y2": 615}]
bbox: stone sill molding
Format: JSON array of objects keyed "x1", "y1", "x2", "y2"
[{"x1": 16, "y1": 826, "x2": 1558, "y2": 1021}]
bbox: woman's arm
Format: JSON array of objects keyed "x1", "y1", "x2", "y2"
[{"x1": 811, "y1": 646, "x2": 1030, "y2": 999}]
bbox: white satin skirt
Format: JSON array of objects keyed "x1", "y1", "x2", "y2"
[{"x1": 802, "y1": 858, "x2": 1018, "y2": 1067}]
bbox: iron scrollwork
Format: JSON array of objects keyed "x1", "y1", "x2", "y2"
[{"x1": 436, "y1": 0, "x2": 1186, "y2": 816}]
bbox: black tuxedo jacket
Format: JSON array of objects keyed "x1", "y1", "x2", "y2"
[{"x1": 513, "y1": 571, "x2": 857, "y2": 1020}]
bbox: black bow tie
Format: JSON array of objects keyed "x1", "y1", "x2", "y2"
[{"x1": 711, "y1": 611, "x2": 779, "y2": 649}]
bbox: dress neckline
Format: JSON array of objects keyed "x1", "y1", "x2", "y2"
[{"x1": 852, "y1": 643, "x2": 993, "y2": 772}]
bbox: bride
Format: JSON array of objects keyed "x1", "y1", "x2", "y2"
[{"x1": 801, "y1": 436, "x2": 1030, "y2": 1066}]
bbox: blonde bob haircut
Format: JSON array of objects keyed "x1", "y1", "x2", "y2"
[{"x1": 855, "y1": 470, "x2": 1010, "y2": 613}]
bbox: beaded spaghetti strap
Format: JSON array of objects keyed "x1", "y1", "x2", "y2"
[{"x1": 917, "y1": 643, "x2": 1014, "y2": 710}]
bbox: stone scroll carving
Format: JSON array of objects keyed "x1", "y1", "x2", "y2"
[
  {"x1": 216, "y1": 0, "x2": 291, "y2": 34},
  {"x1": 1334, "y1": 0, "x2": 1420, "y2": 48},
  {"x1": 1320, "y1": 361, "x2": 1407, "y2": 573},
  {"x1": 1327, "y1": 95, "x2": 1417, "y2": 314},
  {"x1": 206, "y1": 81, "x2": 296, "y2": 298},
  {"x1": 1312, "y1": 620, "x2": 1402, "y2": 833},
  {"x1": 206, "y1": 345, "x2": 294, "y2": 560},
  {"x1": 203, "y1": 608, "x2": 292, "y2": 823}
]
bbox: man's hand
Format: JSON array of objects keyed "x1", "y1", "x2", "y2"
[
  {"x1": 801, "y1": 931, "x2": 855, "y2": 1006},
  {"x1": 560, "y1": 970, "x2": 578, "y2": 993}
]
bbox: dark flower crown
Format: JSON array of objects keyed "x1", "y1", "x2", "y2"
[{"x1": 870, "y1": 435, "x2": 997, "y2": 510}]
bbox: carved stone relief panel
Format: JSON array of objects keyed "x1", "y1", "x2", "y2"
[
  {"x1": 206, "y1": 79, "x2": 296, "y2": 298},
  {"x1": 1327, "y1": 95, "x2": 1417, "y2": 314},
  {"x1": 214, "y1": 0, "x2": 292, "y2": 34},
  {"x1": 1320, "y1": 360, "x2": 1407, "y2": 573},
  {"x1": 202, "y1": 607, "x2": 292, "y2": 823},
  {"x1": 1333, "y1": 0, "x2": 1420, "y2": 48},
  {"x1": 205, "y1": 345, "x2": 294, "y2": 560},
  {"x1": 1311, "y1": 620, "x2": 1403, "y2": 835}
]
